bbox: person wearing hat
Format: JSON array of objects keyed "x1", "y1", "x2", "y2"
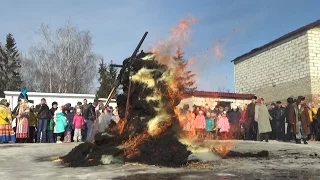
[
  {"x1": 217, "y1": 111, "x2": 230, "y2": 139},
  {"x1": 285, "y1": 97, "x2": 295, "y2": 142},
  {"x1": 292, "y1": 96, "x2": 310, "y2": 144},
  {"x1": 254, "y1": 98, "x2": 272, "y2": 142},
  {"x1": 195, "y1": 110, "x2": 206, "y2": 137},
  {"x1": 0, "y1": 99, "x2": 16, "y2": 143},
  {"x1": 15, "y1": 99, "x2": 30, "y2": 143},
  {"x1": 273, "y1": 101, "x2": 286, "y2": 141},
  {"x1": 244, "y1": 95, "x2": 258, "y2": 140},
  {"x1": 18, "y1": 88, "x2": 28, "y2": 102}
]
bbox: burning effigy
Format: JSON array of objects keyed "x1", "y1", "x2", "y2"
[{"x1": 61, "y1": 17, "x2": 225, "y2": 167}]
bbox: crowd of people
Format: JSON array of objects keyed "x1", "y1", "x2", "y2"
[
  {"x1": 0, "y1": 90, "x2": 120, "y2": 144},
  {"x1": 178, "y1": 95, "x2": 320, "y2": 144},
  {"x1": 1, "y1": 89, "x2": 320, "y2": 145}
]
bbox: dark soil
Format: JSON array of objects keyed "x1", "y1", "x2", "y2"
[{"x1": 225, "y1": 150, "x2": 269, "y2": 158}]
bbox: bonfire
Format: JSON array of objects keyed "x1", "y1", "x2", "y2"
[{"x1": 61, "y1": 17, "x2": 230, "y2": 167}]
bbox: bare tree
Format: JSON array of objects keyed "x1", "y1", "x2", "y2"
[{"x1": 26, "y1": 22, "x2": 99, "y2": 93}]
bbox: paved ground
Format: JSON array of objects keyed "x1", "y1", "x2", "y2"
[{"x1": 0, "y1": 140, "x2": 320, "y2": 180}]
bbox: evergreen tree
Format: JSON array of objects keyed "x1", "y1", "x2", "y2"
[
  {"x1": 172, "y1": 47, "x2": 196, "y2": 94},
  {"x1": 0, "y1": 34, "x2": 22, "y2": 96},
  {"x1": 96, "y1": 59, "x2": 118, "y2": 98}
]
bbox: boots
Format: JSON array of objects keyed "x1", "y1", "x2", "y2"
[
  {"x1": 265, "y1": 134, "x2": 269, "y2": 142},
  {"x1": 303, "y1": 138, "x2": 308, "y2": 144},
  {"x1": 259, "y1": 134, "x2": 264, "y2": 141},
  {"x1": 296, "y1": 139, "x2": 301, "y2": 144}
]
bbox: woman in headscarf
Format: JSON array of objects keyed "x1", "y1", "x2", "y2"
[
  {"x1": 0, "y1": 99, "x2": 16, "y2": 143},
  {"x1": 254, "y1": 98, "x2": 272, "y2": 142},
  {"x1": 18, "y1": 88, "x2": 28, "y2": 101},
  {"x1": 15, "y1": 99, "x2": 30, "y2": 143}
]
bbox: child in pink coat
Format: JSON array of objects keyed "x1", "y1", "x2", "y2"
[
  {"x1": 217, "y1": 111, "x2": 230, "y2": 139},
  {"x1": 72, "y1": 109, "x2": 85, "y2": 142},
  {"x1": 195, "y1": 110, "x2": 206, "y2": 138}
]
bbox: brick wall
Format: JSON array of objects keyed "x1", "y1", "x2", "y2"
[
  {"x1": 234, "y1": 28, "x2": 319, "y2": 103},
  {"x1": 307, "y1": 27, "x2": 320, "y2": 103}
]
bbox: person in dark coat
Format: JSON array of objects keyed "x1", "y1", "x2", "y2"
[
  {"x1": 227, "y1": 106, "x2": 241, "y2": 139},
  {"x1": 285, "y1": 97, "x2": 295, "y2": 142},
  {"x1": 292, "y1": 96, "x2": 310, "y2": 144},
  {"x1": 36, "y1": 98, "x2": 51, "y2": 143},
  {"x1": 273, "y1": 101, "x2": 286, "y2": 141},
  {"x1": 245, "y1": 95, "x2": 257, "y2": 140}
]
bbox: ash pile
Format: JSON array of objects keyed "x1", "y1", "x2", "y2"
[{"x1": 62, "y1": 51, "x2": 194, "y2": 167}]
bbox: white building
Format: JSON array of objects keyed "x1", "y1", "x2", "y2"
[
  {"x1": 4, "y1": 91, "x2": 116, "y2": 110},
  {"x1": 178, "y1": 91, "x2": 253, "y2": 109},
  {"x1": 232, "y1": 20, "x2": 320, "y2": 103}
]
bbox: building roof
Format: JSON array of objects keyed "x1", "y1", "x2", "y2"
[
  {"x1": 231, "y1": 19, "x2": 320, "y2": 63},
  {"x1": 190, "y1": 91, "x2": 253, "y2": 100},
  {"x1": 4, "y1": 91, "x2": 116, "y2": 101}
]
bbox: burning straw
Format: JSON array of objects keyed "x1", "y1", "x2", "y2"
[{"x1": 61, "y1": 16, "x2": 231, "y2": 168}]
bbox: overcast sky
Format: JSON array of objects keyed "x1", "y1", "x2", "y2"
[{"x1": 0, "y1": 0, "x2": 319, "y2": 92}]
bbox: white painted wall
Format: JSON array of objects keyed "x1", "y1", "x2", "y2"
[
  {"x1": 4, "y1": 91, "x2": 116, "y2": 110},
  {"x1": 178, "y1": 96, "x2": 251, "y2": 110}
]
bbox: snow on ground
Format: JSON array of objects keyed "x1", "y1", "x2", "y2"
[{"x1": 0, "y1": 140, "x2": 319, "y2": 179}]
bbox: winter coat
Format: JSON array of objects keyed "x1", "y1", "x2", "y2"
[
  {"x1": 195, "y1": 114, "x2": 205, "y2": 129},
  {"x1": 65, "y1": 113, "x2": 75, "y2": 131},
  {"x1": 272, "y1": 106, "x2": 286, "y2": 122},
  {"x1": 239, "y1": 109, "x2": 246, "y2": 125},
  {"x1": 47, "y1": 119, "x2": 55, "y2": 131},
  {"x1": 82, "y1": 104, "x2": 89, "y2": 119},
  {"x1": 85, "y1": 105, "x2": 96, "y2": 121},
  {"x1": 37, "y1": 104, "x2": 51, "y2": 119},
  {"x1": 98, "y1": 112, "x2": 111, "y2": 133},
  {"x1": 254, "y1": 103, "x2": 272, "y2": 133},
  {"x1": 317, "y1": 108, "x2": 320, "y2": 124},
  {"x1": 29, "y1": 110, "x2": 37, "y2": 127},
  {"x1": 228, "y1": 110, "x2": 241, "y2": 124},
  {"x1": 73, "y1": 114, "x2": 85, "y2": 129},
  {"x1": 228, "y1": 110, "x2": 241, "y2": 133},
  {"x1": 217, "y1": 115, "x2": 230, "y2": 133},
  {"x1": 308, "y1": 107, "x2": 317, "y2": 122},
  {"x1": 54, "y1": 111, "x2": 67, "y2": 133},
  {"x1": 245, "y1": 103, "x2": 255, "y2": 127},
  {"x1": 286, "y1": 103, "x2": 295, "y2": 125},
  {"x1": 293, "y1": 103, "x2": 310, "y2": 135},
  {"x1": 205, "y1": 117, "x2": 214, "y2": 132},
  {"x1": 0, "y1": 104, "x2": 10, "y2": 125}
]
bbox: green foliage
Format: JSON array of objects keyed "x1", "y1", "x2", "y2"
[
  {"x1": 172, "y1": 47, "x2": 196, "y2": 94},
  {"x1": 0, "y1": 34, "x2": 23, "y2": 97},
  {"x1": 96, "y1": 59, "x2": 118, "y2": 98}
]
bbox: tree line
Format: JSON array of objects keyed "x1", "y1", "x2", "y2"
[{"x1": 0, "y1": 22, "x2": 117, "y2": 98}]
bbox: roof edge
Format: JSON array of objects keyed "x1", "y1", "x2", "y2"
[{"x1": 231, "y1": 19, "x2": 320, "y2": 63}]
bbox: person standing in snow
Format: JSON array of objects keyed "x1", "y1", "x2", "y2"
[
  {"x1": 255, "y1": 98, "x2": 273, "y2": 142},
  {"x1": 217, "y1": 111, "x2": 230, "y2": 140},
  {"x1": 73, "y1": 108, "x2": 85, "y2": 142},
  {"x1": 53, "y1": 107, "x2": 67, "y2": 143}
]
